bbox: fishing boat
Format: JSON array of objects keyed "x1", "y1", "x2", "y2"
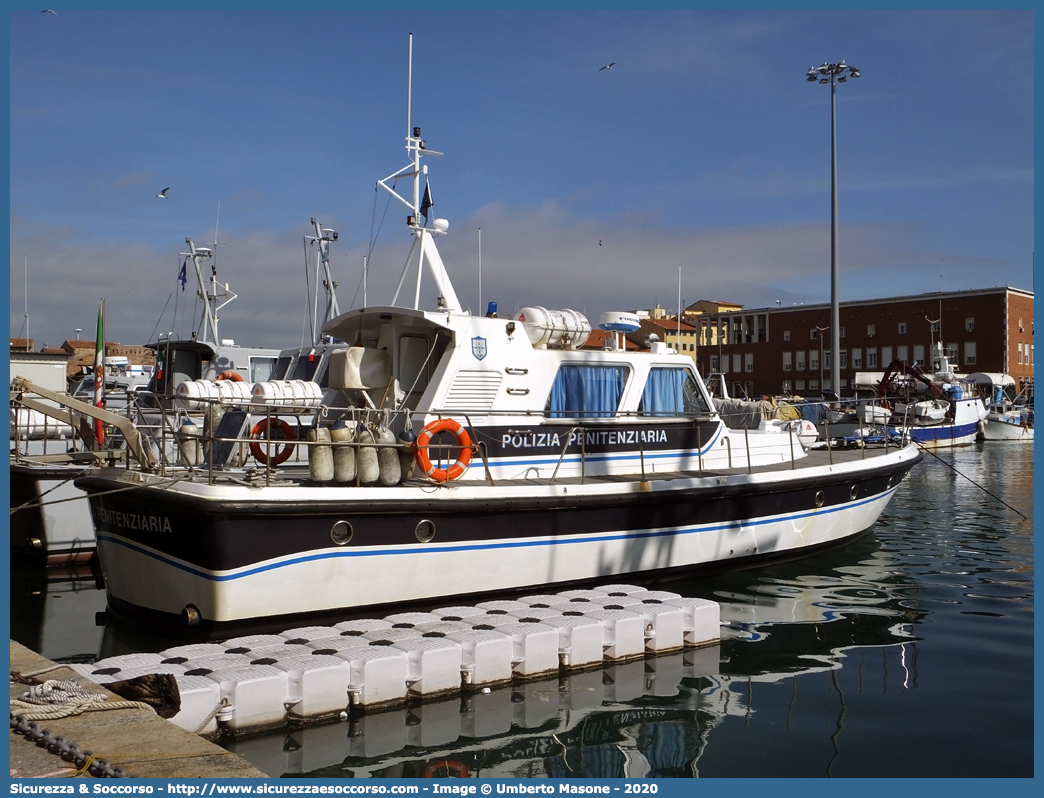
[
  {"x1": 966, "y1": 372, "x2": 1033, "y2": 442},
  {"x1": 876, "y1": 346, "x2": 989, "y2": 448},
  {"x1": 10, "y1": 239, "x2": 281, "y2": 564},
  {"x1": 68, "y1": 39, "x2": 923, "y2": 632}
]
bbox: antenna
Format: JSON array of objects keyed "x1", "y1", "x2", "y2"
[
  {"x1": 677, "y1": 264, "x2": 682, "y2": 351},
  {"x1": 23, "y1": 256, "x2": 30, "y2": 350}
]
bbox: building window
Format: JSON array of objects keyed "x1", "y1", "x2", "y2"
[
  {"x1": 745, "y1": 354, "x2": 754, "y2": 372},
  {"x1": 796, "y1": 351, "x2": 806, "y2": 371},
  {"x1": 852, "y1": 348, "x2": 862, "y2": 369},
  {"x1": 783, "y1": 330, "x2": 791, "y2": 342},
  {"x1": 913, "y1": 344, "x2": 925, "y2": 364},
  {"x1": 732, "y1": 354, "x2": 741, "y2": 373},
  {"x1": 810, "y1": 328, "x2": 819, "y2": 340},
  {"x1": 810, "y1": 350, "x2": 819, "y2": 371},
  {"x1": 1019, "y1": 317, "x2": 1024, "y2": 332},
  {"x1": 744, "y1": 381, "x2": 754, "y2": 397},
  {"x1": 965, "y1": 317, "x2": 975, "y2": 333},
  {"x1": 825, "y1": 352, "x2": 832, "y2": 368},
  {"x1": 732, "y1": 382, "x2": 745, "y2": 399},
  {"x1": 882, "y1": 345, "x2": 893, "y2": 365},
  {"x1": 930, "y1": 319, "x2": 941, "y2": 333},
  {"x1": 945, "y1": 343, "x2": 958, "y2": 360},
  {"x1": 965, "y1": 342, "x2": 976, "y2": 365},
  {"x1": 839, "y1": 326, "x2": 846, "y2": 338},
  {"x1": 796, "y1": 380, "x2": 806, "y2": 391},
  {"x1": 782, "y1": 351, "x2": 792, "y2": 371},
  {"x1": 782, "y1": 380, "x2": 792, "y2": 394},
  {"x1": 709, "y1": 355, "x2": 719, "y2": 372},
  {"x1": 898, "y1": 322, "x2": 907, "y2": 335},
  {"x1": 1018, "y1": 343, "x2": 1023, "y2": 365},
  {"x1": 867, "y1": 324, "x2": 876, "y2": 338},
  {"x1": 867, "y1": 349, "x2": 877, "y2": 368},
  {"x1": 809, "y1": 379, "x2": 820, "y2": 391},
  {"x1": 897, "y1": 345, "x2": 908, "y2": 362},
  {"x1": 839, "y1": 350, "x2": 848, "y2": 369}
]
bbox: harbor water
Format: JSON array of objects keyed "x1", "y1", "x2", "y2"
[{"x1": 9, "y1": 442, "x2": 1033, "y2": 778}]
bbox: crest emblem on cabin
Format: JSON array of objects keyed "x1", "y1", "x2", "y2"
[{"x1": 471, "y1": 336, "x2": 487, "y2": 360}]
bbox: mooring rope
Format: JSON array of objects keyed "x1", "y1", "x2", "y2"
[
  {"x1": 10, "y1": 474, "x2": 189, "y2": 516},
  {"x1": 10, "y1": 678, "x2": 153, "y2": 721}
]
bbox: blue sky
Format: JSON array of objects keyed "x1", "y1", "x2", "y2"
[{"x1": 9, "y1": 10, "x2": 1034, "y2": 351}]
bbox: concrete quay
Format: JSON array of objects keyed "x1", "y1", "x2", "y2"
[{"x1": 9, "y1": 640, "x2": 266, "y2": 780}]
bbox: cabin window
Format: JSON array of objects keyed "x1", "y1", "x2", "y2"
[
  {"x1": 169, "y1": 348, "x2": 200, "y2": 387},
  {"x1": 291, "y1": 352, "x2": 322, "y2": 381},
  {"x1": 272, "y1": 355, "x2": 294, "y2": 380},
  {"x1": 399, "y1": 335, "x2": 432, "y2": 395},
  {"x1": 250, "y1": 357, "x2": 276, "y2": 382},
  {"x1": 639, "y1": 367, "x2": 710, "y2": 416},
  {"x1": 546, "y1": 364, "x2": 628, "y2": 419}
]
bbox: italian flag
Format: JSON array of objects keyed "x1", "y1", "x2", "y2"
[{"x1": 93, "y1": 299, "x2": 105, "y2": 446}]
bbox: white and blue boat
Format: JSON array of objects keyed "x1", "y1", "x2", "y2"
[{"x1": 70, "y1": 40, "x2": 923, "y2": 632}]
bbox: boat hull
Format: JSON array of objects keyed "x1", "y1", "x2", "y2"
[
  {"x1": 78, "y1": 446, "x2": 921, "y2": 628},
  {"x1": 888, "y1": 397, "x2": 987, "y2": 449},
  {"x1": 11, "y1": 461, "x2": 97, "y2": 565},
  {"x1": 982, "y1": 415, "x2": 1033, "y2": 442}
]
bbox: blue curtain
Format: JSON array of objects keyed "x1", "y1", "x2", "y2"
[
  {"x1": 548, "y1": 365, "x2": 627, "y2": 418},
  {"x1": 640, "y1": 368, "x2": 688, "y2": 416}
]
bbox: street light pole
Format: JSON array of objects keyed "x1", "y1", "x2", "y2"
[{"x1": 807, "y1": 60, "x2": 860, "y2": 396}]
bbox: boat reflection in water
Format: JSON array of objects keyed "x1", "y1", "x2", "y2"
[
  {"x1": 218, "y1": 533, "x2": 925, "y2": 779},
  {"x1": 9, "y1": 562, "x2": 108, "y2": 664}
]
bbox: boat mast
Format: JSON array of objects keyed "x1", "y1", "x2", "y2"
[
  {"x1": 306, "y1": 217, "x2": 340, "y2": 343},
  {"x1": 378, "y1": 33, "x2": 461, "y2": 313},
  {"x1": 182, "y1": 238, "x2": 238, "y2": 345}
]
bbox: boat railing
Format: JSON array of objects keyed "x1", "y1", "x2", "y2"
[{"x1": 94, "y1": 390, "x2": 911, "y2": 486}]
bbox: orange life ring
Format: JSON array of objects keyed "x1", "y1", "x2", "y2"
[
  {"x1": 422, "y1": 760, "x2": 470, "y2": 778},
  {"x1": 415, "y1": 419, "x2": 472, "y2": 482},
  {"x1": 249, "y1": 418, "x2": 296, "y2": 465},
  {"x1": 216, "y1": 370, "x2": 244, "y2": 382}
]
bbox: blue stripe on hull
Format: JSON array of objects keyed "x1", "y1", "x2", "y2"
[{"x1": 96, "y1": 486, "x2": 897, "y2": 584}]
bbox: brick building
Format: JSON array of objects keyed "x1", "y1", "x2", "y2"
[{"x1": 687, "y1": 286, "x2": 1033, "y2": 399}]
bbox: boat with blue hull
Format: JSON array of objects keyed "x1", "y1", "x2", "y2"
[
  {"x1": 71, "y1": 37, "x2": 922, "y2": 632},
  {"x1": 876, "y1": 345, "x2": 989, "y2": 449}
]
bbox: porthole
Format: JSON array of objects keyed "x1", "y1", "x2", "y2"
[
  {"x1": 330, "y1": 520, "x2": 353, "y2": 546},
  {"x1": 415, "y1": 519, "x2": 436, "y2": 543},
  {"x1": 814, "y1": 491, "x2": 826, "y2": 508},
  {"x1": 850, "y1": 485, "x2": 859, "y2": 501}
]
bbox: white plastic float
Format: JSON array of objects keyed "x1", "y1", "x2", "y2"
[{"x1": 71, "y1": 586, "x2": 719, "y2": 737}]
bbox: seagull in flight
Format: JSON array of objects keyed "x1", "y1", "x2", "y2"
[
  {"x1": 599, "y1": 63, "x2": 615, "y2": 71},
  {"x1": 156, "y1": 187, "x2": 170, "y2": 199}
]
